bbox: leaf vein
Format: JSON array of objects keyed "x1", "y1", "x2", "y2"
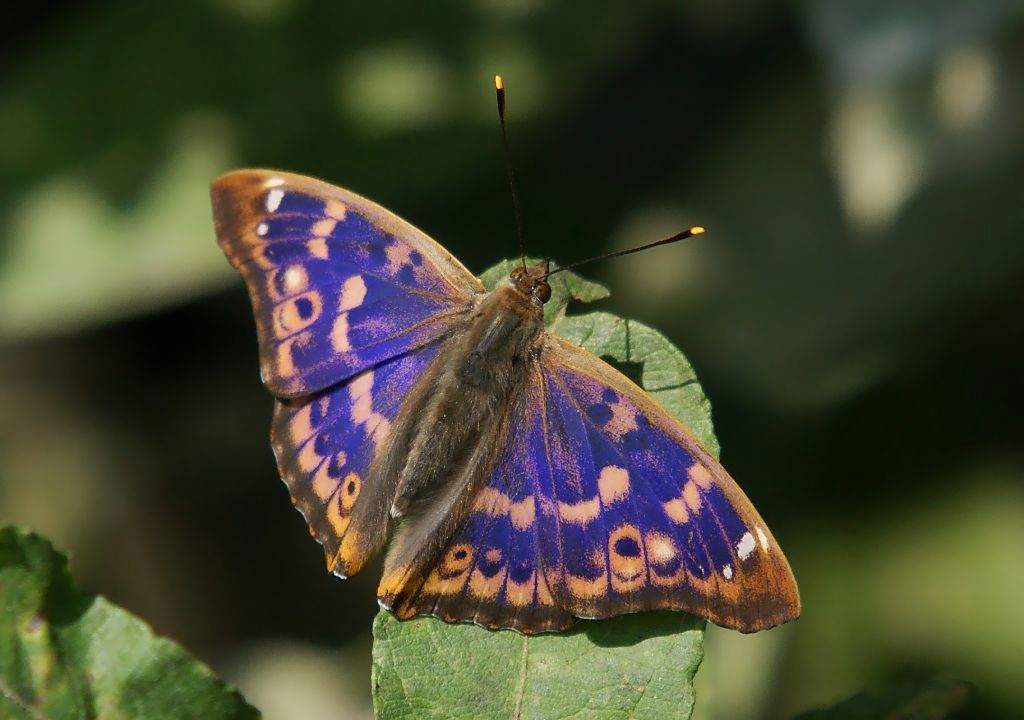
[{"x1": 511, "y1": 636, "x2": 529, "y2": 720}]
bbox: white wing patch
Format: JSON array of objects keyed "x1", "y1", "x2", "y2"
[{"x1": 736, "y1": 531, "x2": 756, "y2": 561}]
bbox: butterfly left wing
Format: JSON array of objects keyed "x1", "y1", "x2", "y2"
[
  {"x1": 272, "y1": 339, "x2": 447, "y2": 578},
  {"x1": 211, "y1": 169, "x2": 482, "y2": 397},
  {"x1": 212, "y1": 169, "x2": 484, "y2": 576},
  {"x1": 379, "y1": 334, "x2": 800, "y2": 633}
]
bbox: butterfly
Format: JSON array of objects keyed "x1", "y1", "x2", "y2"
[{"x1": 210, "y1": 169, "x2": 801, "y2": 634}]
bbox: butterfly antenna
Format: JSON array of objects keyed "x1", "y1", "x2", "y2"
[
  {"x1": 495, "y1": 75, "x2": 527, "y2": 271},
  {"x1": 544, "y1": 226, "x2": 705, "y2": 278}
]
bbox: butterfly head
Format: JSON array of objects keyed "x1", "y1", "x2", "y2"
[{"x1": 509, "y1": 261, "x2": 552, "y2": 305}]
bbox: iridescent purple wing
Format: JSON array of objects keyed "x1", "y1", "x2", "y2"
[
  {"x1": 381, "y1": 335, "x2": 800, "y2": 634},
  {"x1": 272, "y1": 341, "x2": 444, "y2": 577},
  {"x1": 212, "y1": 169, "x2": 480, "y2": 575},
  {"x1": 211, "y1": 170, "x2": 481, "y2": 397},
  {"x1": 378, "y1": 362, "x2": 573, "y2": 633},
  {"x1": 534, "y1": 336, "x2": 800, "y2": 632}
]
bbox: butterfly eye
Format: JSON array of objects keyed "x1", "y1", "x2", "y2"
[{"x1": 534, "y1": 281, "x2": 551, "y2": 303}]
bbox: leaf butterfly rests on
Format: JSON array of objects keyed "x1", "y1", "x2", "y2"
[{"x1": 210, "y1": 80, "x2": 800, "y2": 635}]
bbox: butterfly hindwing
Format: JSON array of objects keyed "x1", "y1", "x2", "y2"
[
  {"x1": 378, "y1": 362, "x2": 574, "y2": 633},
  {"x1": 211, "y1": 170, "x2": 482, "y2": 397},
  {"x1": 272, "y1": 341, "x2": 447, "y2": 577}
]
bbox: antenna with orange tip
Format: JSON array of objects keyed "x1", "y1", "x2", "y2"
[{"x1": 495, "y1": 75, "x2": 527, "y2": 270}]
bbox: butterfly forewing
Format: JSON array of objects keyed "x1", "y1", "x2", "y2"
[
  {"x1": 535, "y1": 336, "x2": 800, "y2": 632},
  {"x1": 211, "y1": 170, "x2": 481, "y2": 397}
]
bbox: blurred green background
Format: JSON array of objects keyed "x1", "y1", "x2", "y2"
[{"x1": 1, "y1": 1, "x2": 1022, "y2": 718}]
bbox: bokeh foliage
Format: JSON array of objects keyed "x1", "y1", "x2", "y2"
[{"x1": 1, "y1": 1, "x2": 1022, "y2": 718}]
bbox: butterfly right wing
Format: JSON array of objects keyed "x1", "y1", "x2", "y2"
[
  {"x1": 532, "y1": 336, "x2": 800, "y2": 632},
  {"x1": 377, "y1": 360, "x2": 575, "y2": 633},
  {"x1": 211, "y1": 170, "x2": 482, "y2": 398}
]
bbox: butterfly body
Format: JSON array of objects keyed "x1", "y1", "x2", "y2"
[
  {"x1": 356, "y1": 267, "x2": 548, "y2": 594},
  {"x1": 212, "y1": 169, "x2": 801, "y2": 634}
]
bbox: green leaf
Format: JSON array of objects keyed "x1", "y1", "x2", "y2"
[
  {"x1": 373, "y1": 261, "x2": 717, "y2": 720},
  {"x1": 793, "y1": 677, "x2": 972, "y2": 720},
  {"x1": 0, "y1": 526, "x2": 259, "y2": 720},
  {"x1": 373, "y1": 611, "x2": 704, "y2": 720}
]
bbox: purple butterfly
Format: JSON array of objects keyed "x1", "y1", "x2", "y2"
[{"x1": 211, "y1": 170, "x2": 800, "y2": 633}]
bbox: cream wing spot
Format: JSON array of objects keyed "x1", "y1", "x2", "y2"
[
  {"x1": 565, "y1": 572, "x2": 609, "y2": 599},
  {"x1": 263, "y1": 177, "x2": 285, "y2": 188},
  {"x1": 472, "y1": 487, "x2": 511, "y2": 516},
  {"x1": 274, "y1": 335, "x2": 301, "y2": 378},
  {"x1": 597, "y1": 465, "x2": 630, "y2": 504},
  {"x1": 256, "y1": 222, "x2": 269, "y2": 236},
  {"x1": 325, "y1": 200, "x2": 347, "y2": 220},
  {"x1": 351, "y1": 394, "x2": 373, "y2": 425},
  {"x1": 683, "y1": 480, "x2": 702, "y2": 512},
  {"x1": 509, "y1": 496, "x2": 535, "y2": 530},
  {"x1": 663, "y1": 498, "x2": 689, "y2": 524},
  {"x1": 348, "y1": 369, "x2": 374, "y2": 399},
  {"x1": 366, "y1": 414, "x2": 391, "y2": 449},
  {"x1": 311, "y1": 462, "x2": 336, "y2": 501},
  {"x1": 505, "y1": 572, "x2": 535, "y2": 607},
  {"x1": 468, "y1": 564, "x2": 507, "y2": 599},
  {"x1": 308, "y1": 239, "x2": 329, "y2": 259},
  {"x1": 723, "y1": 563, "x2": 734, "y2": 580},
  {"x1": 737, "y1": 531, "x2": 756, "y2": 561},
  {"x1": 296, "y1": 441, "x2": 321, "y2": 473},
  {"x1": 346, "y1": 369, "x2": 391, "y2": 450},
  {"x1": 266, "y1": 188, "x2": 285, "y2": 212},
  {"x1": 289, "y1": 404, "x2": 314, "y2": 445},
  {"x1": 645, "y1": 532, "x2": 677, "y2": 563},
  {"x1": 282, "y1": 265, "x2": 308, "y2": 294},
  {"x1": 755, "y1": 525, "x2": 769, "y2": 551},
  {"x1": 688, "y1": 463, "x2": 713, "y2": 488},
  {"x1": 311, "y1": 218, "x2": 337, "y2": 237},
  {"x1": 384, "y1": 241, "x2": 413, "y2": 272},
  {"x1": 338, "y1": 275, "x2": 368, "y2": 311},
  {"x1": 604, "y1": 401, "x2": 640, "y2": 439},
  {"x1": 331, "y1": 312, "x2": 351, "y2": 352},
  {"x1": 557, "y1": 497, "x2": 600, "y2": 525}
]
